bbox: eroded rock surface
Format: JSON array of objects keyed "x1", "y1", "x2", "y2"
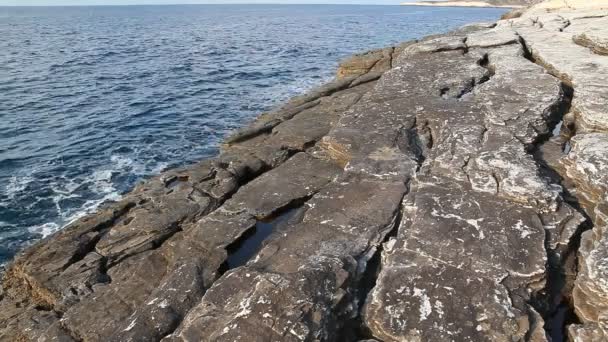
[
  {"x1": 358, "y1": 26, "x2": 575, "y2": 341},
  {"x1": 2, "y1": 2, "x2": 608, "y2": 342},
  {"x1": 496, "y1": 4, "x2": 608, "y2": 341}
]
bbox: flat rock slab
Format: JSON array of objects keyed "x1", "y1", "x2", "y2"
[
  {"x1": 405, "y1": 179, "x2": 547, "y2": 281},
  {"x1": 506, "y1": 9, "x2": 608, "y2": 132},
  {"x1": 164, "y1": 267, "x2": 342, "y2": 342},
  {"x1": 561, "y1": 133, "x2": 608, "y2": 208},
  {"x1": 364, "y1": 249, "x2": 528, "y2": 342},
  {"x1": 223, "y1": 152, "x2": 342, "y2": 218}
]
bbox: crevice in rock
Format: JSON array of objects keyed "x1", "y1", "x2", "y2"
[
  {"x1": 529, "y1": 83, "x2": 574, "y2": 150},
  {"x1": 432, "y1": 38, "x2": 468, "y2": 55},
  {"x1": 456, "y1": 79, "x2": 476, "y2": 98},
  {"x1": 398, "y1": 119, "x2": 433, "y2": 167},
  {"x1": 477, "y1": 51, "x2": 490, "y2": 68},
  {"x1": 491, "y1": 172, "x2": 501, "y2": 195},
  {"x1": 523, "y1": 78, "x2": 590, "y2": 341},
  {"x1": 474, "y1": 52, "x2": 497, "y2": 91},
  {"x1": 562, "y1": 140, "x2": 572, "y2": 154},
  {"x1": 530, "y1": 17, "x2": 545, "y2": 29},
  {"x1": 557, "y1": 16, "x2": 571, "y2": 32},
  {"x1": 441, "y1": 53, "x2": 494, "y2": 100},
  {"x1": 517, "y1": 34, "x2": 575, "y2": 87},
  {"x1": 106, "y1": 219, "x2": 187, "y2": 269},
  {"x1": 518, "y1": 35, "x2": 537, "y2": 64},
  {"x1": 335, "y1": 248, "x2": 382, "y2": 342},
  {"x1": 571, "y1": 15, "x2": 607, "y2": 21},
  {"x1": 336, "y1": 196, "x2": 405, "y2": 342},
  {"x1": 59, "y1": 202, "x2": 136, "y2": 273},
  {"x1": 225, "y1": 99, "x2": 321, "y2": 145},
  {"x1": 524, "y1": 305, "x2": 545, "y2": 342},
  {"x1": 301, "y1": 140, "x2": 320, "y2": 153},
  {"x1": 532, "y1": 188, "x2": 583, "y2": 337},
  {"x1": 389, "y1": 46, "x2": 397, "y2": 69},
  {"x1": 457, "y1": 53, "x2": 496, "y2": 99},
  {"x1": 363, "y1": 54, "x2": 384, "y2": 75},
  {"x1": 457, "y1": 73, "x2": 492, "y2": 99},
  {"x1": 515, "y1": 35, "x2": 578, "y2": 157},
  {"x1": 98, "y1": 255, "x2": 111, "y2": 284},
  {"x1": 462, "y1": 37, "x2": 470, "y2": 54},
  {"x1": 219, "y1": 200, "x2": 308, "y2": 273},
  {"x1": 433, "y1": 45, "x2": 468, "y2": 54},
  {"x1": 349, "y1": 72, "x2": 383, "y2": 88},
  {"x1": 532, "y1": 214, "x2": 590, "y2": 342}
]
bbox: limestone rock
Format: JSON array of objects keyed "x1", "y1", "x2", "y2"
[
  {"x1": 336, "y1": 47, "x2": 394, "y2": 79},
  {"x1": 568, "y1": 16, "x2": 608, "y2": 55},
  {"x1": 364, "y1": 248, "x2": 529, "y2": 341},
  {"x1": 223, "y1": 152, "x2": 341, "y2": 218},
  {"x1": 503, "y1": 6, "x2": 608, "y2": 340},
  {"x1": 466, "y1": 27, "x2": 519, "y2": 48},
  {"x1": 561, "y1": 133, "x2": 608, "y2": 210},
  {"x1": 505, "y1": 9, "x2": 608, "y2": 132},
  {"x1": 569, "y1": 322, "x2": 608, "y2": 342}
]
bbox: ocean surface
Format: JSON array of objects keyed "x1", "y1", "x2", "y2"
[{"x1": 0, "y1": 4, "x2": 506, "y2": 267}]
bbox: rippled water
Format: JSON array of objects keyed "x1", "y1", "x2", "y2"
[{"x1": 0, "y1": 4, "x2": 505, "y2": 266}]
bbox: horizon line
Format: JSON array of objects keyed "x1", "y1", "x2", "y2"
[{"x1": 0, "y1": 2, "x2": 406, "y2": 7}]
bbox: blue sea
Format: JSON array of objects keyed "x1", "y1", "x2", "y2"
[{"x1": 0, "y1": 4, "x2": 506, "y2": 267}]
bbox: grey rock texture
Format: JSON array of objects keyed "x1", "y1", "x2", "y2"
[
  {"x1": 498, "y1": 5, "x2": 608, "y2": 341},
  {"x1": 401, "y1": 0, "x2": 543, "y2": 9},
  {"x1": 1, "y1": 2, "x2": 608, "y2": 342},
  {"x1": 503, "y1": 9, "x2": 608, "y2": 133}
]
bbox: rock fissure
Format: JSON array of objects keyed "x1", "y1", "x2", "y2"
[
  {"x1": 557, "y1": 15, "x2": 572, "y2": 32},
  {"x1": 521, "y1": 53, "x2": 591, "y2": 341},
  {"x1": 60, "y1": 201, "x2": 137, "y2": 273},
  {"x1": 222, "y1": 200, "x2": 308, "y2": 272},
  {"x1": 337, "y1": 191, "x2": 407, "y2": 342},
  {"x1": 106, "y1": 219, "x2": 186, "y2": 268},
  {"x1": 517, "y1": 34, "x2": 537, "y2": 63}
]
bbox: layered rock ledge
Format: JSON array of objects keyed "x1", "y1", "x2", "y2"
[
  {"x1": 400, "y1": 0, "x2": 540, "y2": 9},
  {"x1": 2, "y1": 2, "x2": 608, "y2": 341}
]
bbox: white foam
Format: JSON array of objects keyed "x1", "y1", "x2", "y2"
[
  {"x1": 28, "y1": 222, "x2": 60, "y2": 238},
  {"x1": 111, "y1": 154, "x2": 145, "y2": 175},
  {"x1": 110, "y1": 154, "x2": 168, "y2": 176},
  {"x1": 4, "y1": 175, "x2": 34, "y2": 200},
  {"x1": 28, "y1": 188, "x2": 122, "y2": 238},
  {"x1": 25, "y1": 154, "x2": 170, "y2": 238},
  {"x1": 90, "y1": 169, "x2": 116, "y2": 195}
]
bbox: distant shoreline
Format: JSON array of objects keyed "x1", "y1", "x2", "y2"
[{"x1": 400, "y1": 2, "x2": 523, "y2": 8}]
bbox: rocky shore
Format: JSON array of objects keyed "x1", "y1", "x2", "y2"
[
  {"x1": 2, "y1": 1, "x2": 608, "y2": 341},
  {"x1": 400, "y1": 0, "x2": 541, "y2": 9}
]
